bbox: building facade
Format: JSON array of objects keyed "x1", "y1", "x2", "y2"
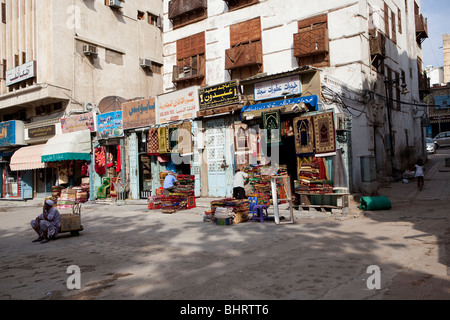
[
  {"x1": 0, "y1": 0, "x2": 163, "y2": 200},
  {"x1": 161, "y1": 0, "x2": 429, "y2": 194}
]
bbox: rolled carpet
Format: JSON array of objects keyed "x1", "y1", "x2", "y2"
[{"x1": 359, "y1": 196, "x2": 392, "y2": 211}]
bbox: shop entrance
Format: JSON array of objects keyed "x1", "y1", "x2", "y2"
[{"x1": 206, "y1": 119, "x2": 227, "y2": 198}]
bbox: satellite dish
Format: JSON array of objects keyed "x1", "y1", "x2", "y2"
[{"x1": 98, "y1": 96, "x2": 127, "y2": 114}]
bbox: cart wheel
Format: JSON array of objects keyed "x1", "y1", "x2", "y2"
[{"x1": 70, "y1": 230, "x2": 80, "y2": 236}]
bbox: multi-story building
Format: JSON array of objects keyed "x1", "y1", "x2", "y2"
[
  {"x1": 161, "y1": 0, "x2": 429, "y2": 195},
  {"x1": 0, "y1": 0, "x2": 163, "y2": 200}
]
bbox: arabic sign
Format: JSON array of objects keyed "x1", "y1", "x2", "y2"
[
  {"x1": 6, "y1": 61, "x2": 36, "y2": 87},
  {"x1": 97, "y1": 111, "x2": 124, "y2": 139},
  {"x1": 122, "y1": 98, "x2": 156, "y2": 129},
  {"x1": 198, "y1": 80, "x2": 240, "y2": 110},
  {"x1": 242, "y1": 95, "x2": 319, "y2": 113},
  {"x1": 157, "y1": 86, "x2": 200, "y2": 124},
  {"x1": 254, "y1": 75, "x2": 301, "y2": 101},
  {"x1": 61, "y1": 112, "x2": 97, "y2": 134},
  {"x1": 28, "y1": 125, "x2": 56, "y2": 139},
  {"x1": 0, "y1": 121, "x2": 25, "y2": 147}
]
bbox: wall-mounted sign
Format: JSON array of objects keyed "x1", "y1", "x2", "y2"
[
  {"x1": 28, "y1": 125, "x2": 56, "y2": 139},
  {"x1": 254, "y1": 75, "x2": 301, "y2": 101},
  {"x1": 0, "y1": 121, "x2": 25, "y2": 147},
  {"x1": 97, "y1": 111, "x2": 123, "y2": 139},
  {"x1": 435, "y1": 95, "x2": 450, "y2": 109},
  {"x1": 122, "y1": 97, "x2": 156, "y2": 129},
  {"x1": 199, "y1": 80, "x2": 240, "y2": 110},
  {"x1": 6, "y1": 61, "x2": 36, "y2": 87},
  {"x1": 158, "y1": 86, "x2": 200, "y2": 124},
  {"x1": 61, "y1": 112, "x2": 97, "y2": 134}
]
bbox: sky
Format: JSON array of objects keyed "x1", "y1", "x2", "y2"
[{"x1": 421, "y1": 0, "x2": 450, "y2": 68}]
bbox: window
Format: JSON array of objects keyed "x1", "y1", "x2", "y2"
[
  {"x1": 384, "y1": 2, "x2": 390, "y2": 39},
  {"x1": 225, "y1": 17, "x2": 263, "y2": 79},
  {"x1": 14, "y1": 54, "x2": 19, "y2": 67},
  {"x1": 22, "y1": 52, "x2": 26, "y2": 64},
  {"x1": 1, "y1": 60, "x2": 6, "y2": 80},
  {"x1": 293, "y1": 14, "x2": 330, "y2": 68},
  {"x1": 147, "y1": 12, "x2": 160, "y2": 27},
  {"x1": 391, "y1": 9, "x2": 397, "y2": 43},
  {"x1": 398, "y1": 8, "x2": 402, "y2": 34},
  {"x1": 174, "y1": 32, "x2": 206, "y2": 88},
  {"x1": 1, "y1": 2, "x2": 6, "y2": 24},
  {"x1": 224, "y1": 0, "x2": 259, "y2": 11},
  {"x1": 137, "y1": 11, "x2": 145, "y2": 20}
]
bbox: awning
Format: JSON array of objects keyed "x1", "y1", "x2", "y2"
[
  {"x1": 241, "y1": 95, "x2": 320, "y2": 119},
  {"x1": 41, "y1": 130, "x2": 91, "y2": 162},
  {"x1": 10, "y1": 144, "x2": 46, "y2": 171}
]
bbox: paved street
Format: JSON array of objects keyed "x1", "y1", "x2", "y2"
[{"x1": 1, "y1": 149, "x2": 450, "y2": 301}]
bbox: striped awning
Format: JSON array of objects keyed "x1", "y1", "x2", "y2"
[{"x1": 10, "y1": 144, "x2": 46, "y2": 171}]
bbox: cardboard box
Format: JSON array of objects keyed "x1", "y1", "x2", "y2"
[{"x1": 60, "y1": 214, "x2": 81, "y2": 232}]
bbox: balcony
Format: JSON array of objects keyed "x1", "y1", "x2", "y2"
[
  {"x1": 224, "y1": 0, "x2": 259, "y2": 11},
  {"x1": 172, "y1": 65, "x2": 204, "y2": 84},
  {"x1": 418, "y1": 72, "x2": 430, "y2": 97},
  {"x1": 415, "y1": 14, "x2": 428, "y2": 44},
  {"x1": 369, "y1": 33, "x2": 386, "y2": 59},
  {"x1": 168, "y1": 0, "x2": 207, "y2": 21},
  {"x1": 225, "y1": 41, "x2": 263, "y2": 71},
  {"x1": 293, "y1": 27, "x2": 329, "y2": 58}
]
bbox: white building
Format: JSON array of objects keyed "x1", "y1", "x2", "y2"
[
  {"x1": 425, "y1": 66, "x2": 444, "y2": 87},
  {"x1": 162, "y1": 0, "x2": 428, "y2": 193}
]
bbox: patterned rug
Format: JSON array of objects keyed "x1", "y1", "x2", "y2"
[
  {"x1": 262, "y1": 110, "x2": 281, "y2": 145},
  {"x1": 294, "y1": 115, "x2": 314, "y2": 155},
  {"x1": 313, "y1": 111, "x2": 336, "y2": 154},
  {"x1": 147, "y1": 128, "x2": 159, "y2": 155}
]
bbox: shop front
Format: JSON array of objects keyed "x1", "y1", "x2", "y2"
[
  {"x1": 236, "y1": 71, "x2": 351, "y2": 209},
  {"x1": 0, "y1": 120, "x2": 26, "y2": 200},
  {"x1": 93, "y1": 111, "x2": 124, "y2": 201},
  {"x1": 121, "y1": 97, "x2": 157, "y2": 200},
  {"x1": 156, "y1": 86, "x2": 200, "y2": 196},
  {"x1": 197, "y1": 80, "x2": 242, "y2": 198}
]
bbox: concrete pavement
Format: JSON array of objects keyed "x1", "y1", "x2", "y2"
[{"x1": 1, "y1": 150, "x2": 450, "y2": 301}]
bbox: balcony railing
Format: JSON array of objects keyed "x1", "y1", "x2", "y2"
[
  {"x1": 225, "y1": 41, "x2": 263, "y2": 70},
  {"x1": 168, "y1": 0, "x2": 207, "y2": 21},
  {"x1": 418, "y1": 72, "x2": 430, "y2": 95},
  {"x1": 293, "y1": 27, "x2": 329, "y2": 58}
]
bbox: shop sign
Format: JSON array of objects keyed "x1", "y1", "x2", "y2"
[
  {"x1": 61, "y1": 112, "x2": 97, "y2": 134},
  {"x1": 97, "y1": 111, "x2": 124, "y2": 139},
  {"x1": 198, "y1": 80, "x2": 240, "y2": 109},
  {"x1": 435, "y1": 95, "x2": 450, "y2": 109},
  {"x1": 122, "y1": 98, "x2": 156, "y2": 129},
  {"x1": 429, "y1": 114, "x2": 450, "y2": 122},
  {"x1": 254, "y1": 75, "x2": 301, "y2": 101},
  {"x1": 157, "y1": 86, "x2": 200, "y2": 124},
  {"x1": 0, "y1": 121, "x2": 25, "y2": 147},
  {"x1": 28, "y1": 125, "x2": 56, "y2": 138},
  {"x1": 6, "y1": 61, "x2": 36, "y2": 87},
  {"x1": 242, "y1": 95, "x2": 319, "y2": 113}
]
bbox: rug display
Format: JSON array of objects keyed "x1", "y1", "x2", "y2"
[
  {"x1": 147, "y1": 128, "x2": 159, "y2": 155},
  {"x1": 178, "y1": 121, "x2": 193, "y2": 156},
  {"x1": 158, "y1": 127, "x2": 169, "y2": 154},
  {"x1": 313, "y1": 112, "x2": 336, "y2": 154},
  {"x1": 294, "y1": 115, "x2": 314, "y2": 155},
  {"x1": 94, "y1": 147, "x2": 106, "y2": 175},
  {"x1": 262, "y1": 110, "x2": 281, "y2": 145},
  {"x1": 168, "y1": 125, "x2": 179, "y2": 154}
]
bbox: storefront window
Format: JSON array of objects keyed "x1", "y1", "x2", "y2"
[{"x1": 2, "y1": 164, "x2": 19, "y2": 198}]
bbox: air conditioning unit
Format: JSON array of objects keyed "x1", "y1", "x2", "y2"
[
  {"x1": 335, "y1": 113, "x2": 346, "y2": 131},
  {"x1": 82, "y1": 44, "x2": 98, "y2": 56},
  {"x1": 108, "y1": 0, "x2": 122, "y2": 9},
  {"x1": 84, "y1": 102, "x2": 98, "y2": 112},
  {"x1": 139, "y1": 58, "x2": 152, "y2": 68}
]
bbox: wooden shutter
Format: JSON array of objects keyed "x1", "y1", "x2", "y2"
[
  {"x1": 384, "y1": 2, "x2": 390, "y2": 39},
  {"x1": 177, "y1": 32, "x2": 205, "y2": 60},
  {"x1": 230, "y1": 17, "x2": 261, "y2": 46}
]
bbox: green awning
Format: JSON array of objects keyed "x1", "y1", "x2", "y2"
[{"x1": 41, "y1": 130, "x2": 91, "y2": 163}]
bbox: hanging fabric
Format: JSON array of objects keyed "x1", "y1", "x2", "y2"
[
  {"x1": 116, "y1": 145, "x2": 121, "y2": 173},
  {"x1": 293, "y1": 115, "x2": 314, "y2": 155},
  {"x1": 168, "y1": 125, "x2": 179, "y2": 154},
  {"x1": 158, "y1": 127, "x2": 169, "y2": 154},
  {"x1": 313, "y1": 112, "x2": 336, "y2": 154},
  {"x1": 95, "y1": 147, "x2": 106, "y2": 175},
  {"x1": 262, "y1": 110, "x2": 281, "y2": 145},
  {"x1": 147, "y1": 128, "x2": 159, "y2": 155},
  {"x1": 178, "y1": 121, "x2": 193, "y2": 156}
]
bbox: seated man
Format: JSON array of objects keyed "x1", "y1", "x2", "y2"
[
  {"x1": 31, "y1": 200, "x2": 61, "y2": 244},
  {"x1": 163, "y1": 172, "x2": 178, "y2": 197}
]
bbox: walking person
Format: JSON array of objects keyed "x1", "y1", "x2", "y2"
[{"x1": 414, "y1": 159, "x2": 425, "y2": 191}]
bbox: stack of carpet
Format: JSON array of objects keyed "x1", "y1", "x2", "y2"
[
  {"x1": 57, "y1": 188, "x2": 77, "y2": 209},
  {"x1": 73, "y1": 184, "x2": 90, "y2": 203},
  {"x1": 207, "y1": 198, "x2": 249, "y2": 224}
]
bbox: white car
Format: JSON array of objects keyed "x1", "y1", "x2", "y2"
[
  {"x1": 426, "y1": 137, "x2": 436, "y2": 154},
  {"x1": 433, "y1": 131, "x2": 450, "y2": 149}
]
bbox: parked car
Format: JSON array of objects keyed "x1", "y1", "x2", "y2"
[
  {"x1": 426, "y1": 138, "x2": 436, "y2": 154},
  {"x1": 433, "y1": 131, "x2": 450, "y2": 149}
]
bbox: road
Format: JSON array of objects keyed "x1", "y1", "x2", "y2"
[{"x1": 1, "y1": 148, "x2": 450, "y2": 302}]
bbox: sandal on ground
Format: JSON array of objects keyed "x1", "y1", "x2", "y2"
[
  {"x1": 40, "y1": 239, "x2": 50, "y2": 244},
  {"x1": 32, "y1": 237, "x2": 43, "y2": 243}
]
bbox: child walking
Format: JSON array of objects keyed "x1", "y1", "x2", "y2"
[{"x1": 415, "y1": 159, "x2": 425, "y2": 191}]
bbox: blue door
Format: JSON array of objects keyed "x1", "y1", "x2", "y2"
[
  {"x1": 206, "y1": 119, "x2": 227, "y2": 197},
  {"x1": 21, "y1": 170, "x2": 33, "y2": 199}
]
